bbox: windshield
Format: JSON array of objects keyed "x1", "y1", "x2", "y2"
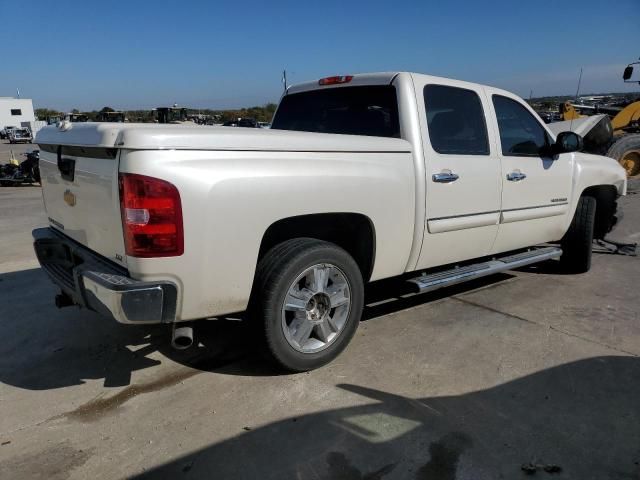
[{"x1": 272, "y1": 85, "x2": 400, "y2": 138}]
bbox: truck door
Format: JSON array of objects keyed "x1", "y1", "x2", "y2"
[
  {"x1": 486, "y1": 90, "x2": 573, "y2": 253},
  {"x1": 414, "y1": 80, "x2": 502, "y2": 269}
]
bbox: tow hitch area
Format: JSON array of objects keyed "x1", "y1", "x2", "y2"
[{"x1": 54, "y1": 291, "x2": 75, "y2": 308}]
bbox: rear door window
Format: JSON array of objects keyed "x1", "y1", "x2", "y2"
[
  {"x1": 272, "y1": 86, "x2": 400, "y2": 138},
  {"x1": 424, "y1": 84, "x2": 489, "y2": 155}
]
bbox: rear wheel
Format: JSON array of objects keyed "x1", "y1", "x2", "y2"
[
  {"x1": 251, "y1": 238, "x2": 364, "y2": 372},
  {"x1": 607, "y1": 134, "x2": 640, "y2": 177},
  {"x1": 560, "y1": 196, "x2": 596, "y2": 273}
]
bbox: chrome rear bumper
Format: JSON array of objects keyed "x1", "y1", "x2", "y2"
[{"x1": 33, "y1": 227, "x2": 177, "y2": 324}]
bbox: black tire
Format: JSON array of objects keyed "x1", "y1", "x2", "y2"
[
  {"x1": 251, "y1": 238, "x2": 364, "y2": 372},
  {"x1": 607, "y1": 134, "x2": 640, "y2": 177},
  {"x1": 560, "y1": 196, "x2": 596, "y2": 273}
]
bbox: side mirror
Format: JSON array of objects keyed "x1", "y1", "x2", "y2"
[
  {"x1": 554, "y1": 131, "x2": 583, "y2": 154},
  {"x1": 623, "y1": 65, "x2": 633, "y2": 81}
]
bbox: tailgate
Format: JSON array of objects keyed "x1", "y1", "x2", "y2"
[{"x1": 38, "y1": 125, "x2": 127, "y2": 266}]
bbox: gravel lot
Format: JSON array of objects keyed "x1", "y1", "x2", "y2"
[{"x1": 0, "y1": 180, "x2": 638, "y2": 479}]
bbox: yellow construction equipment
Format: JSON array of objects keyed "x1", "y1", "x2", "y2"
[
  {"x1": 560, "y1": 100, "x2": 640, "y2": 132},
  {"x1": 557, "y1": 60, "x2": 640, "y2": 177}
]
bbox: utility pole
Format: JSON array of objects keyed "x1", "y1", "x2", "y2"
[
  {"x1": 574, "y1": 68, "x2": 583, "y2": 102},
  {"x1": 570, "y1": 68, "x2": 583, "y2": 132},
  {"x1": 282, "y1": 70, "x2": 288, "y2": 92}
]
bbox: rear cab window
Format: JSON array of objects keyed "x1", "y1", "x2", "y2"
[
  {"x1": 271, "y1": 86, "x2": 400, "y2": 138},
  {"x1": 424, "y1": 84, "x2": 489, "y2": 155}
]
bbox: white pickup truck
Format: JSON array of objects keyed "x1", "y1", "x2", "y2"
[{"x1": 33, "y1": 72, "x2": 627, "y2": 371}]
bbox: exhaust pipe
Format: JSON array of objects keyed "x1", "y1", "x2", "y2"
[{"x1": 171, "y1": 324, "x2": 194, "y2": 350}]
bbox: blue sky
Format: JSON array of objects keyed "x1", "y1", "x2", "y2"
[{"x1": 1, "y1": 0, "x2": 638, "y2": 110}]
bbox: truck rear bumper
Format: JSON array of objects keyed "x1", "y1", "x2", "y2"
[{"x1": 32, "y1": 227, "x2": 177, "y2": 324}]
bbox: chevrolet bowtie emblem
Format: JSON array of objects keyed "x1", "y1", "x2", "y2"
[{"x1": 63, "y1": 189, "x2": 76, "y2": 207}]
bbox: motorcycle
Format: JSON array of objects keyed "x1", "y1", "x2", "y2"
[{"x1": 0, "y1": 150, "x2": 41, "y2": 186}]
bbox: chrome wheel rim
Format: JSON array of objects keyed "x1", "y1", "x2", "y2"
[{"x1": 281, "y1": 263, "x2": 351, "y2": 353}]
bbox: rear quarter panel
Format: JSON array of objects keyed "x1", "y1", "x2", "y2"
[{"x1": 119, "y1": 148, "x2": 415, "y2": 320}]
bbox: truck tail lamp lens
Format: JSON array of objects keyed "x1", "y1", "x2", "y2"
[
  {"x1": 318, "y1": 75, "x2": 353, "y2": 86},
  {"x1": 119, "y1": 173, "x2": 184, "y2": 257}
]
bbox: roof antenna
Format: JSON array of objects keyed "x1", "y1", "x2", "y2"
[{"x1": 570, "y1": 67, "x2": 583, "y2": 132}]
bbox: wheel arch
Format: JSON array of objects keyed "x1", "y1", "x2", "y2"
[
  {"x1": 580, "y1": 184, "x2": 618, "y2": 239},
  {"x1": 257, "y1": 212, "x2": 377, "y2": 282}
]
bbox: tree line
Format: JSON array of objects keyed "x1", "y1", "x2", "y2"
[{"x1": 35, "y1": 103, "x2": 278, "y2": 123}]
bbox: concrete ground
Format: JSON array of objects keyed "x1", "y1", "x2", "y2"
[
  {"x1": 0, "y1": 181, "x2": 638, "y2": 480},
  {"x1": 0, "y1": 139, "x2": 36, "y2": 164}
]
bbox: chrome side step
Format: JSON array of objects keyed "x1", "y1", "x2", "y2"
[{"x1": 407, "y1": 247, "x2": 562, "y2": 294}]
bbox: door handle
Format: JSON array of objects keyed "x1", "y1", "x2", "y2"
[
  {"x1": 432, "y1": 171, "x2": 459, "y2": 183},
  {"x1": 506, "y1": 171, "x2": 526, "y2": 182}
]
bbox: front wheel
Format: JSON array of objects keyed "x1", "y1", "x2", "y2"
[
  {"x1": 560, "y1": 196, "x2": 596, "y2": 273},
  {"x1": 251, "y1": 238, "x2": 364, "y2": 372}
]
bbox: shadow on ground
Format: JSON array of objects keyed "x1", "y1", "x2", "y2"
[
  {"x1": 0, "y1": 267, "x2": 514, "y2": 390},
  {"x1": 129, "y1": 356, "x2": 640, "y2": 480}
]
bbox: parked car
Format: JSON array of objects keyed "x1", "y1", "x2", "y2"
[
  {"x1": 33, "y1": 72, "x2": 626, "y2": 371},
  {"x1": 1, "y1": 126, "x2": 17, "y2": 140},
  {"x1": 8, "y1": 127, "x2": 32, "y2": 144}
]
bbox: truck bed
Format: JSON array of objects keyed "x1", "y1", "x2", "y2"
[{"x1": 37, "y1": 123, "x2": 412, "y2": 152}]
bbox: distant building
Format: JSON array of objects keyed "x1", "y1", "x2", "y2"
[{"x1": 0, "y1": 97, "x2": 36, "y2": 131}]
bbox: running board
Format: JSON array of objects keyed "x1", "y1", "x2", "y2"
[{"x1": 407, "y1": 247, "x2": 562, "y2": 294}]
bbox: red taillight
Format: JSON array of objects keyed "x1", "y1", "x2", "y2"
[
  {"x1": 119, "y1": 173, "x2": 184, "y2": 257},
  {"x1": 318, "y1": 75, "x2": 353, "y2": 86}
]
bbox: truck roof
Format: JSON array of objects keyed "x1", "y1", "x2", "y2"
[
  {"x1": 287, "y1": 72, "x2": 399, "y2": 94},
  {"x1": 287, "y1": 71, "x2": 515, "y2": 98}
]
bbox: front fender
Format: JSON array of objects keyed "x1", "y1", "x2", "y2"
[{"x1": 565, "y1": 152, "x2": 627, "y2": 230}]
